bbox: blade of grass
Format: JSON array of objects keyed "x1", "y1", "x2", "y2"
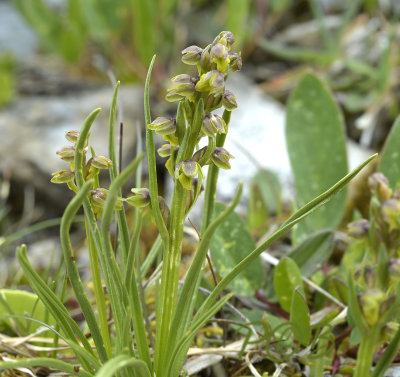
[
  {"x1": 0, "y1": 357, "x2": 93, "y2": 377},
  {"x1": 60, "y1": 180, "x2": 110, "y2": 362},
  {"x1": 95, "y1": 354, "x2": 151, "y2": 377},
  {"x1": 195, "y1": 154, "x2": 377, "y2": 322}
]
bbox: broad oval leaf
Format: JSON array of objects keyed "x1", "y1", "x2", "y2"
[
  {"x1": 379, "y1": 116, "x2": 400, "y2": 189},
  {"x1": 274, "y1": 257, "x2": 303, "y2": 312},
  {"x1": 288, "y1": 230, "x2": 334, "y2": 277},
  {"x1": 290, "y1": 287, "x2": 311, "y2": 346},
  {"x1": 286, "y1": 74, "x2": 348, "y2": 239},
  {"x1": 210, "y1": 203, "x2": 264, "y2": 296},
  {"x1": 0, "y1": 289, "x2": 55, "y2": 335}
]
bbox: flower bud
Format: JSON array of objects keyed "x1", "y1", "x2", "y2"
[
  {"x1": 91, "y1": 156, "x2": 113, "y2": 169},
  {"x1": 65, "y1": 130, "x2": 80, "y2": 144},
  {"x1": 91, "y1": 188, "x2": 124, "y2": 211},
  {"x1": 175, "y1": 159, "x2": 204, "y2": 190},
  {"x1": 51, "y1": 170, "x2": 75, "y2": 184},
  {"x1": 347, "y1": 219, "x2": 370, "y2": 238},
  {"x1": 192, "y1": 146, "x2": 209, "y2": 164},
  {"x1": 195, "y1": 70, "x2": 225, "y2": 94},
  {"x1": 126, "y1": 188, "x2": 151, "y2": 208},
  {"x1": 181, "y1": 45, "x2": 202, "y2": 65},
  {"x1": 171, "y1": 74, "x2": 198, "y2": 86},
  {"x1": 211, "y1": 147, "x2": 234, "y2": 169},
  {"x1": 211, "y1": 43, "x2": 230, "y2": 73},
  {"x1": 229, "y1": 51, "x2": 242, "y2": 72},
  {"x1": 389, "y1": 258, "x2": 400, "y2": 277},
  {"x1": 204, "y1": 91, "x2": 223, "y2": 111},
  {"x1": 158, "y1": 196, "x2": 170, "y2": 227},
  {"x1": 222, "y1": 90, "x2": 237, "y2": 111},
  {"x1": 157, "y1": 144, "x2": 179, "y2": 158},
  {"x1": 363, "y1": 266, "x2": 376, "y2": 289},
  {"x1": 147, "y1": 117, "x2": 176, "y2": 136},
  {"x1": 56, "y1": 146, "x2": 75, "y2": 162},
  {"x1": 200, "y1": 45, "x2": 212, "y2": 72},
  {"x1": 381, "y1": 199, "x2": 400, "y2": 230},
  {"x1": 202, "y1": 113, "x2": 227, "y2": 137},
  {"x1": 380, "y1": 294, "x2": 396, "y2": 317},
  {"x1": 166, "y1": 84, "x2": 196, "y2": 102},
  {"x1": 213, "y1": 31, "x2": 235, "y2": 48},
  {"x1": 368, "y1": 173, "x2": 391, "y2": 201},
  {"x1": 359, "y1": 288, "x2": 386, "y2": 326}
]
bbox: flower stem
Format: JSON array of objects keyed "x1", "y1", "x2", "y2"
[{"x1": 353, "y1": 325, "x2": 379, "y2": 377}]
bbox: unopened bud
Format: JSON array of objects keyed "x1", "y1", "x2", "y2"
[
  {"x1": 211, "y1": 43, "x2": 230, "y2": 73},
  {"x1": 126, "y1": 188, "x2": 151, "y2": 208},
  {"x1": 202, "y1": 113, "x2": 227, "y2": 137},
  {"x1": 213, "y1": 31, "x2": 235, "y2": 48},
  {"x1": 222, "y1": 90, "x2": 237, "y2": 111},
  {"x1": 56, "y1": 146, "x2": 75, "y2": 162},
  {"x1": 204, "y1": 91, "x2": 223, "y2": 111},
  {"x1": 363, "y1": 266, "x2": 376, "y2": 289},
  {"x1": 65, "y1": 130, "x2": 80, "y2": 144},
  {"x1": 381, "y1": 199, "x2": 400, "y2": 230},
  {"x1": 229, "y1": 51, "x2": 242, "y2": 72},
  {"x1": 51, "y1": 170, "x2": 75, "y2": 184},
  {"x1": 181, "y1": 45, "x2": 203, "y2": 65},
  {"x1": 211, "y1": 147, "x2": 234, "y2": 170},
  {"x1": 157, "y1": 144, "x2": 179, "y2": 158},
  {"x1": 91, "y1": 156, "x2": 113, "y2": 169},
  {"x1": 368, "y1": 173, "x2": 391, "y2": 201},
  {"x1": 158, "y1": 196, "x2": 170, "y2": 227},
  {"x1": 347, "y1": 219, "x2": 370, "y2": 238},
  {"x1": 389, "y1": 258, "x2": 400, "y2": 277},
  {"x1": 380, "y1": 294, "x2": 396, "y2": 317},
  {"x1": 359, "y1": 288, "x2": 386, "y2": 326},
  {"x1": 147, "y1": 117, "x2": 176, "y2": 136},
  {"x1": 193, "y1": 146, "x2": 210, "y2": 164}
]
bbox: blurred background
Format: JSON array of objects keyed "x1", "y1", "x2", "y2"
[{"x1": 0, "y1": 0, "x2": 400, "y2": 278}]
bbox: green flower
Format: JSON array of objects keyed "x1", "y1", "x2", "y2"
[
  {"x1": 147, "y1": 117, "x2": 176, "y2": 135},
  {"x1": 175, "y1": 159, "x2": 204, "y2": 190},
  {"x1": 51, "y1": 170, "x2": 75, "y2": 184},
  {"x1": 211, "y1": 147, "x2": 234, "y2": 169},
  {"x1": 126, "y1": 188, "x2": 151, "y2": 208},
  {"x1": 202, "y1": 113, "x2": 227, "y2": 137},
  {"x1": 56, "y1": 146, "x2": 75, "y2": 162},
  {"x1": 195, "y1": 70, "x2": 225, "y2": 94},
  {"x1": 181, "y1": 45, "x2": 202, "y2": 65},
  {"x1": 91, "y1": 155, "x2": 113, "y2": 169}
]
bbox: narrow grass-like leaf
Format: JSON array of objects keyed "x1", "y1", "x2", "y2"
[
  {"x1": 290, "y1": 287, "x2": 311, "y2": 346},
  {"x1": 210, "y1": 203, "x2": 264, "y2": 296},
  {"x1": 100, "y1": 153, "x2": 152, "y2": 371},
  {"x1": 0, "y1": 357, "x2": 93, "y2": 377},
  {"x1": 378, "y1": 116, "x2": 400, "y2": 189},
  {"x1": 286, "y1": 74, "x2": 348, "y2": 240},
  {"x1": 274, "y1": 258, "x2": 303, "y2": 312},
  {"x1": 60, "y1": 180, "x2": 109, "y2": 362},
  {"x1": 371, "y1": 324, "x2": 400, "y2": 377},
  {"x1": 17, "y1": 246, "x2": 98, "y2": 373},
  {"x1": 194, "y1": 154, "x2": 377, "y2": 322},
  {"x1": 168, "y1": 294, "x2": 234, "y2": 377},
  {"x1": 165, "y1": 184, "x2": 242, "y2": 367},
  {"x1": 95, "y1": 354, "x2": 151, "y2": 377},
  {"x1": 347, "y1": 270, "x2": 368, "y2": 334},
  {"x1": 144, "y1": 55, "x2": 169, "y2": 246}
]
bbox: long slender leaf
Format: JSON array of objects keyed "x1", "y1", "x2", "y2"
[
  {"x1": 95, "y1": 355, "x2": 151, "y2": 377},
  {"x1": 0, "y1": 357, "x2": 93, "y2": 377},
  {"x1": 60, "y1": 180, "x2": 109, "y2": 362},
  {"x1": 194, "y1": 154, "x2": 377, "y2": 322}
]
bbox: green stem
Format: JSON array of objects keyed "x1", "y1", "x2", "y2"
[
  {"x1": 85, "y1": 218, "x2": 112, "y2": 358},
  {"x1": 155, "y1": 182, "x2": 188, "y2": 376},
  {"x1": 354, "y1": 326, "x2": 380, "y2": 377}
]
